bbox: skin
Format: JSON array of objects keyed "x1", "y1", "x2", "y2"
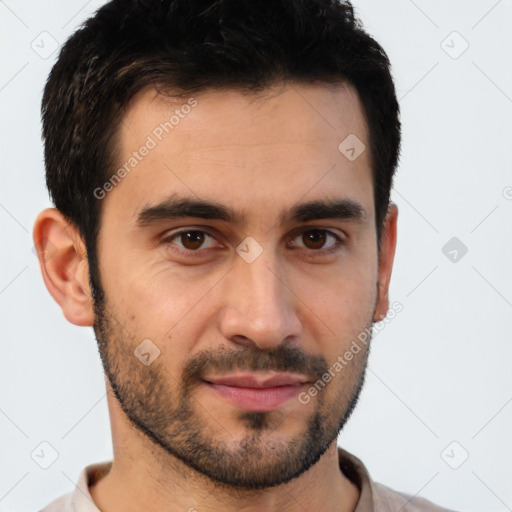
[{"x1": 33, "y1": 82, "x2": 398, "y2": 512}]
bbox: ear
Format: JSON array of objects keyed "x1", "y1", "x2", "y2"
[
  {"x1": 33, "y1": 208, "x2": 95, "y2": 326},
  {"x1": 373, "y1": 202, "x2": 398, "y2": 322}
]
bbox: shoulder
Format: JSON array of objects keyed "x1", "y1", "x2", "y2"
[
  {"x1": 38, "y1": 491, "x2": 74, "y2": 512},
  {"x1": 37, "y1": 460, "x2": 111, "y2": 512},
  {"x1": 337, "y1": 447, "x2": 458, "y2": 512},
  {"x1": 373, "y1": 481, "x2": 459, "y2": 512}
]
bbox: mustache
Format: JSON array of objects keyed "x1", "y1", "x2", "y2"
[{"x1": 180, "y1": 345, "x2": 329, "y2": 388}]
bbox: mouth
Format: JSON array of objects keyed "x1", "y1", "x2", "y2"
[{"x1": 202, "y1": 372, "x2": 310, "y2": 412}]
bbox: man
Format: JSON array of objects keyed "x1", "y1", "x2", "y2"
[{"x1": 33, "y1": 0, "x2": 456, "y2": 510}]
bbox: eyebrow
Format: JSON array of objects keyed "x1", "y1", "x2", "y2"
[{"x1": 135, "y1": 195, "x2": 369, "y2": 228}]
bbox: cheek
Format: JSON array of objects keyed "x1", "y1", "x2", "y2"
[
  {"x1": 99, "y1": 262, "x2": 223, "y2": 380},
  {"x1": 295, "y1": 257, "x2": 378, "y2": 329},
  {"x1": 102, "y1": 245, "x2": 216, "y2": 325},
  {"x1": 289, "y1": 268, "x2": 377, "y2": 384}
]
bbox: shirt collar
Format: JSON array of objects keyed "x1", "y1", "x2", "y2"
[{"x1": 70, "y1": 447, "x2": 376, "y2": 511}]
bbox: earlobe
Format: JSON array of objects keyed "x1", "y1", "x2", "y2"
[
  {"x1": 373, "y1": 202, "x2": 398, "y2": 323},
  {"x1": 33, "y1": 208, "x2": 95, "y2": 327}
]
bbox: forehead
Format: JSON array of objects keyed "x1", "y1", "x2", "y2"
[
  {"x1": 121, "y1": 82, "x2": 368, "y2": 149},
  {"x1": 103, "y1": 82, "x2": 374, "y2": 230}
]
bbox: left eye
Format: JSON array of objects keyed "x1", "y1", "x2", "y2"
[{"x1": 289, "y1": 228, "x2": 342, "y2": 251}]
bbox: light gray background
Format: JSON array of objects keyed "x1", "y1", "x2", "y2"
[{"x1": 1, "y1": 1, "x2": 511, "y2": 511}]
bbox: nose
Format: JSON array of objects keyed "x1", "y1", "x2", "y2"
[{"x1": 218, "y1": 247, "x2": 301, "y2": 350}]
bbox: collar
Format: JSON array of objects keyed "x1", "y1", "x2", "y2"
[{"x1": 69, "y1": 447, "x2": 375, "y2": 511}]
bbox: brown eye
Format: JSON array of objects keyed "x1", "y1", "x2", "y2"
[
  {"x1": 288, "y1": 228, "x2": 345, "y2": 257},
  {"x1": 179, "y1": 231, "x2": 206, "y2": 250},
  {"x1": 292, "y1": 229, "x2": 341, "y2": 251},
  {"x1": 302, "y1": 229, "x2": 328, "y2": 249},
  {"x1": 164, "y1": 230, "x2": 218, "y2": 252}
]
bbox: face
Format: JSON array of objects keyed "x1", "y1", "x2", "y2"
[{"x1": 92, "y1": 83, "x2": 382, "y2": 489}]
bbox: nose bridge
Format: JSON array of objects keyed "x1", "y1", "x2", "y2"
[{"x1": 219, "y1": 245, "x2": 300, "y2": 349}]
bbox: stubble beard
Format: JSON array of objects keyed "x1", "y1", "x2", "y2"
[{"x1": 92, "y1": 294, "x2": 372, "y2": 490}]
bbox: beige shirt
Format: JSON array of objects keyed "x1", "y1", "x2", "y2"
[{"x1": 40, "y1": 448, "x2": 457, "y2": 512}]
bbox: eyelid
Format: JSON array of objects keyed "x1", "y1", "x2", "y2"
[
  {"x1": 287, "y1": 227, "x2": 345, "y2": 254},
  {"x1": 161, "y1": 227, "x2": 222, "y2": 252}
]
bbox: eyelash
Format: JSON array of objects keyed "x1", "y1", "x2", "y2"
[{"x1": 161, "y1": 228, "x2": 345, "y2": 258}]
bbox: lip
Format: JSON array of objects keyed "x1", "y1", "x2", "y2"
[
  {"x1": 203, "y1": 372, "x2": 309, "y2": 388},
  {"x1": 202, "y1": 372, "x2": 310, "y2": 412}
]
